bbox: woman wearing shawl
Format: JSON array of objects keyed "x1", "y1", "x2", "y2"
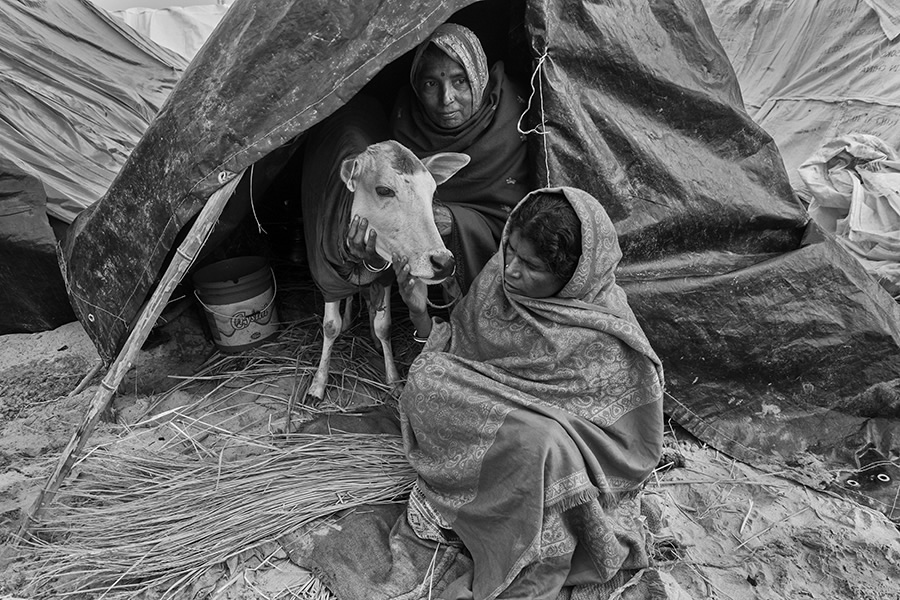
[
  {"x1": 391, "y1": 187, "x2": 665, "y2": 599},
  {"x1": 386, "y1": 23, "x2": 530, "y2": 295}
]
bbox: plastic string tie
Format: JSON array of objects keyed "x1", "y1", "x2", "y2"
[
  {"x1": 517, "y1": 49, "x2": 551, "y2": 187},
  {"x1": 249, "y1": 162, "x2": 267, "y2": 235}
]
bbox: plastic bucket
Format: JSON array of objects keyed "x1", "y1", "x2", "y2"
[{"x1": 192, "y1": 256, "x2": 279, "y2": 353}]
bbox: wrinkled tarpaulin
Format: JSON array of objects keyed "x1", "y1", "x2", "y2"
[
  {"x1": 0, "y1": 0, "x2": 187, "y2": 224},
  {"x1": 114, "y1": 1, "x2": 234, "y2": 61},
  {"x1": 704, "y1": 0, "x2": 900, "y2": 192},
  {"x1": 63, "y1": 0, "x2": 900, "y2": 520},
  {"x1": 0, "y1": 157, "x2": 74, "y2": 333}
]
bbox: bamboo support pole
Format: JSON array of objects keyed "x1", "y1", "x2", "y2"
[{"x1": 17, "y1": 174, "x2": 243, "y2": 541}]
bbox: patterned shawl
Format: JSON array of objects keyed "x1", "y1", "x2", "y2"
[{"x1": 400, "y1": 187, "x2": 664, "y2": 599}]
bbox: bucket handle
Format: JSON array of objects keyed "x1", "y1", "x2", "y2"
[{"x1": 193, "y1": 268, "x2": 278, "y2": 320}]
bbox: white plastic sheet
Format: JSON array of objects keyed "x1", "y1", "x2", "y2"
[
  {"x1": 703, "y1": 0, "x2": 900, "y2": 191},
  {"x1": 0, "y1": 0, "x2": 187, "y2": 223},
  {"x1": 799, "y1": 134, "x2": 900, "y2": 297},
  {"x1": 114, "y1": 2, "x2": 234, "y2": 61}
]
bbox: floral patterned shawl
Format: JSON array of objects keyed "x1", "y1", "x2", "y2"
[{"x1": 400, "y1": 187, "x2": 665, "y2": 599}]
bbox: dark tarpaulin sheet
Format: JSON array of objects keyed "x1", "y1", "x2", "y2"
[
  {"x1": 620, "y1": 235, "x2": 900, "y2": 519},
  {"x1": 0, "y1": 0, "x2": 187, "y2": 224},
  {"x1": 63, "y1": 0, "x2": 900, "y2": 519},
  {"x1": 0, "y1": 157, "x2": 75, "y2": 333}
]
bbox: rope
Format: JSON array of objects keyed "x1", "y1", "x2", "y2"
[
  {"x1": 517, "y1": 49, "x2": 551, "y2": 187},
  {"x1": 249, "y1": 162, "x2": 267, "y2": 234}
]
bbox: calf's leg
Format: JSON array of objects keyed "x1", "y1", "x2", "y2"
[
  {"x1": 309, "y1": 300, "x2": 342, "y2": 402},
  {"x1": 369, "y1": 284, "x2": 400, "y2": 391},
  {"x1": 341, "y1": 295, "x2": 354, "y2": 332}
]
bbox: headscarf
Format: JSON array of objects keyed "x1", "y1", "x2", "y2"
[
  {"x1": 400, "y1": 186, "x2": 664, "y2": 598},
  {"x1": 409, "y1": 23, "x2": 490, "y2": 117},
  {"x1": 447, "y1": 186, "x2": 664, "y2": 397}
]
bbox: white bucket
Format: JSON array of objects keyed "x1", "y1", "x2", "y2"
[{"x1": 192, "y1": 256, "x2": 279, "y2": 353}]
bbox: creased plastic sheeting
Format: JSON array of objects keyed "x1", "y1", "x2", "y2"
[
  {"x1": 0, "y1": 0, "x2": 187, "y2": 224},
  {"x1": 704, "y1": 0, "x2": 900, "y2": 191},
  {"x1": 0, "y1": 157, "x2": 75, "y2": 333},
  {"x1": 114, "y1": 2, "x2": 235, "y2": 61},
  {"x1": 864, "y1": 0, "x2": 900, "y2": 40},
  {"x1": 622, "y1": 237, "x2": 900, "y2": 520},
  {"x1": 527, "y1": 0, "x2": 806, "y2": 261},
  {"x1": 62, "y1": 0, "x2": 478, "y2": 361}
]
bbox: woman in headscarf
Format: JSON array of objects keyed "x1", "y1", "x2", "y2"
[
  {"x1": 391, "y1": 187, "x2": 665, "y2": 599},
  {"x1": 389, "y1": 23, "x2": 530, "y2": 296}
]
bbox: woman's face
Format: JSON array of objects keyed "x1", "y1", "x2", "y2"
[
  {"x1": 504, "y1": 229, "x2": 568, "y2": 298},
  {"x1": 415, "y1": 49, "x2": 474, "y2": 129}
]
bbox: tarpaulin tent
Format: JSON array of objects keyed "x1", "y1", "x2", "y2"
[
  {"x1": 703, "y1": 0, "x2": 900, "y2": 193},
  {"x1": 61, "y1": 0, "x2": 900, "y2": 521},
  {"x1": 703, "y1": 1, "x2": 900, "y2": 302},
  {"x1": 0, "y1": 0, "x2": 187, "y2": 225},
  {"x1": 114, "y1": 0, "x2": 235, "y2": 61},
  {"x1": 0, "y1": 157, "x2": 74, "y2": 333},
  {"x1": 0, "y1": 0, "x2": 187, "y2": 333}
]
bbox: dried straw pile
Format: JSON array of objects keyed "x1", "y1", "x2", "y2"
[
  {"x1": 23, "y1": 433, "x2": 415, "y2": 597},
  {"x1": 20, "y1": 276, "x2": 424, "y2": 596}
]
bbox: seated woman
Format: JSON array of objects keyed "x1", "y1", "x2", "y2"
[
  {"x1": 391, "y1": 187, "x2": 665, "y2": 599},
  {"x1": 353, "y1": 23, "x2": 530, "y2": 297}
]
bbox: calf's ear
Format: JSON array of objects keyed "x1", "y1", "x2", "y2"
[
  {"x1": 422, "y1": 152, "x2": 471, "y2": 186},
  {"x1": 340, "y1": 154, "x2": 361, "y2": 191}
]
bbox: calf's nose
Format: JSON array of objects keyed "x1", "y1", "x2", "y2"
[{"x1": 430, "y1": 254, "x2": 456, "y2": 281}]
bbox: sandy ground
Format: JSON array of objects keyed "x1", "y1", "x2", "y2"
[{"x1": 0, "y1": 302, "x2": 899, "y2": 599}]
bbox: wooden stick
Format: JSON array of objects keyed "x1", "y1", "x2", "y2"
[
  {"x1": 68, "y1": 359, "x2": 103, "y2": 397},
  {"x1": 16, "y1": 174, "x2": 243, "y2": 542}
]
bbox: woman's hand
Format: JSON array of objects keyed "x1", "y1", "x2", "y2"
[
  {"x1": 346, "y1": 216, "x2": 387, "y2": 269},
  {"x1": 393, "y1": 253, "x2": 428, "y2": 314}
]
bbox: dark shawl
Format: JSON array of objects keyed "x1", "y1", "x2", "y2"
[
  {"x1": 391, "y1": 62, "x2": 530, "y2": 291},
  {"x1": 400, "y1": 187, "x2": 665, "y2": 599},
  {"x1": 300, "y1": 95, "x2": 392, "y2": 302}
]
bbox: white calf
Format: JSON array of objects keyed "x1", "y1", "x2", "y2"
[{"x1": 306, "y1": 140, "x2": 469, "y2": 401}]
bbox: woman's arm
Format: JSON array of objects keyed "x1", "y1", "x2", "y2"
[{"x1": 392, "y1": 253, "x2": 432, "y2": 339}]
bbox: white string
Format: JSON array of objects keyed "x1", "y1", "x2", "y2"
[
  {"x1": 517, "y1": 49, "x2": 552, "y2": 187},
  {"x1": 422, "y1": 542, "x2": 441, "y2": 599},
  {"x1": 248, "y1": 162, "x2": 267, "y2": 234}
]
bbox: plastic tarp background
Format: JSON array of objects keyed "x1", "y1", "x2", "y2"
[
  {"x1": 114, "y1": 1, "x2": 234, "y2": 61},
  {"x1": 63, "y1": 0, "x2": 900, "y2": 519},
  {"x1": 703, "y1": 0, "x2": 900, "y2": 192},
  {"x1": 0, "y1": 0, "x2": 187, "y2": 224},
  {"x1": 0, "y1": 157, "x2": 75, "y2": 333}
]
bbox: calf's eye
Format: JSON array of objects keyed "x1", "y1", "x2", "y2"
[{"x1": 375, "y1": 186, "x2": 395, "y2": 197}]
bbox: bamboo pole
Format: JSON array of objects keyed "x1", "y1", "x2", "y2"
[{"x1": 17, "y1": 174, "x2": 243, "y2": 541}]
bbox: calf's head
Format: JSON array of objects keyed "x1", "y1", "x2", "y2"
[{"x1": 340, "y1": 141, "x2": 469, "y2": 283}]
